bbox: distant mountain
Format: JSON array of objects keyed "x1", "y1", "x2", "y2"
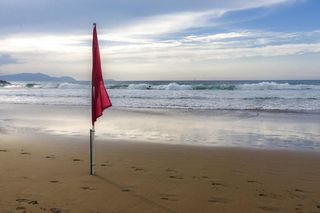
[{"x1": 0, "y1": 73, "x2": 77, "y2": 82}]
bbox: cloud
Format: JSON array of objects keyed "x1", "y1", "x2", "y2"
[
  {"x1": 0, "y1": 0, "x2": 297, "y2": 36},
  {"x1": 0, "y1": 34, "x2": 89, "y2": 53},
  {"x1": 102, "y1": 29, "x2": 320, "y2": 63},
  {"x1": 0, "y1": 54, "x2": 19, "y2": 65},
  {"x1": 0, "y1": 0, "x2": 313, "y2": 79},
  {"x1": 104, "y1": 10, "x2": 225, "y2": 42},
  {"x1": 95, "y1": 0, "x2": 305, "y2": 47},
  {"x1": 1, "y1": 29, "x2": 319, "y2": 69},
  {"x1": 101, "y1": 0, "x2": 299, "y2": 43},
  {"x1": 183, "y1": 32, "x2": 252, "y2": 42}
]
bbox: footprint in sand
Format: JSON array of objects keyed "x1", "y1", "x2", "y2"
[
  {"x1": 258, "y1": 193, "x2": 267, "y2": 197},
  {"x1": 288, "y1": 188, "x2": 309, "y2": 199},
  {"x1": 16, "y1": 206, "x2": 26, "y2": 211},
  {"x1": 121, "y1": 188, "x2": 131, "y2": 192},
  {"x1": 210, "y1": 181, "x2": 226, "y2": 188},
  {"x1": 169, "y1": 175, "x2": 183, "y2": 180},
  {"x1": 50, "y1": 207, "x2": 61, "y2": 213},
  {"x1": 247, "y1": 180, "x2": 261, "y2": 184},
  {"x1": 20, "y1": 152, "x2": 31, "y2": 155},
  {"x1": 131, "y1": 166, "x2": 147, "y2": 172},
  {"x1": 160, "y1": 194, "x2": 180, "y2": 202},
  {"x1": 28, "y1": 200, "x2": 38, "y2": 205},
  {"x1": 295, "y1": 204, "x2": 303, "y2": 212},
  {"x1": 81, "y1": 186, "x2": 95, "y2": 191},
  {"x1": 160, "y1": 197, "x2": 179, "y2": 202},
  {"x1": 165, "y1": 168, "x2": 177, "y2": 173},
  {"x1": 49, "y1": 180, "x2": 60, "y2": 184},
  {"x1": 16, "y1": 198, "x2": 38, "y2": 205},
  {"x1": 100, "y1": 161, "x2": 112, "y2": 167},
  {"x1": 211, "y1": 182, "x2": 223, "y2": 186},
  {"x1": 0, "y1": 149, "x2": 8, "y2": 152},
  {"x1": 295, "y1": 188, "x2": 305, "y2": 193},
  {"x1": 258, "y1": 206, "x2": 281, "y2": 211},
  {"x1": 208, "y1": 197, "x2": 232, "y2": 204},
  {"x1": 72, "y1": 158, "x2": 82, "y2": 162},
  {"x1": 45, "y1": 155, "x2": 55, "y2": 159},
  {"x1": 257, "y1": 189, "x2": 281, "y2": 199},
  {"x1": 191, "y1": 175, "x2": 210, "y2": 180},
  {"x1": 16, "y1": 198, "x2": 28, "y2": 203}
]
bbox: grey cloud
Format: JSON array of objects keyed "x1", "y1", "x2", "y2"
[{"x1": 0, "y1": 54, "x2": 19, "y2": 65}]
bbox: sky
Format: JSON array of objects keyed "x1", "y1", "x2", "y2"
[{"x1": 0, "y1": 0, "x2": 319, "y2": 80}]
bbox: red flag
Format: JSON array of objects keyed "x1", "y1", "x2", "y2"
[{"x1": 92, "y1": 24, "x2": 112, "y2": 125}]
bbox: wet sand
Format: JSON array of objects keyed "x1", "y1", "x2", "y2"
[
  {"x1": 1, "y1": 103, "x2": 319, "y2": 151},
  {"x1": 1, "y1": 135, "x2": 320, "y2": 213}
]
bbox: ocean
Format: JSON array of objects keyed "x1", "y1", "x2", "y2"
[
  {"x1": 1, "y1": 80, "x2": 320, "y2": 112},
  {"x1": 1, "y1": 80, "x2": 319, "y2": 151}
]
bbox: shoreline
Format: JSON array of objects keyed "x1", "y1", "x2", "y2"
[
  {"x1": 3, "y1": 132, "x2": 320, "y2": 154},
  {"x1": 2, "y1": 102, "x2": 320, "y2": 114},
  {"x1": 1, "y1": 103, "x2": 319, "y2": 151}
]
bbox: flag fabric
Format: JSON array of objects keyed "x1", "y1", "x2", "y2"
[{"x1": 92, "y1": 24, "x2": 112, "y2": 125}]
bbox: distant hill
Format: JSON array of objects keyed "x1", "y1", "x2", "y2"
[{"x1": 0, "y1": 73, "x2": 77, "y2": 82}]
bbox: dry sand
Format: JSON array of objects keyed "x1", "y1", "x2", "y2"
[{"x1": 1, "y1": 135, "x2": 320, "y2": 213}]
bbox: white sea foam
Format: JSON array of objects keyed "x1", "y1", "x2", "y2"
[
  {"x1": 165, "y1": 83, "x2": 192, "y2": 90},
  {"x1": 128, "y1": 83, "x2": 193, "y2": 90},
  {"x1": 57, "y1": 82, "x2": 88, "y2": 89},
  {"x1": 124, "y1": 82, "x2": 320, "y2": 91},
  {"x1": 3, "y1": 84, "x2": 24, "y2": 88},
  {"x1": 128, "y1": 83, "x2": 151, "y2": 90},
  {"x1": 237, "y1": 82, "x2": 320, "y2": 90}
]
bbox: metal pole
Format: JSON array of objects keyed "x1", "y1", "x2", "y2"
[{"x1": 90, "y1": 124, "x2": 95, "y2": 175}]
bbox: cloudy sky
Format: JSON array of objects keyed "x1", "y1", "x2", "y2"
[{"x1": 0, "y1": 0, "x2": 319, "y2": 80}]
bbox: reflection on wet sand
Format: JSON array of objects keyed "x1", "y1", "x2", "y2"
[{"x1": 0, "y1": 104, "x2": 319, "y2": 151}]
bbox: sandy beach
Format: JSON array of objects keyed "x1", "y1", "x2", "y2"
[
  {"x1": 0, "y1": 104, "x2": 320, "y2": 212},
  {"x1": 1, "y1": 134, "x2": 320, "y2": 213}
]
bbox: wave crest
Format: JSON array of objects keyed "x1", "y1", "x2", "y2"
[
  {"x1": 237, "y1": 82, "x2": 320, "y2": 90},
  {"x1": 128, "y1": 83, "x2": 192, "y2": 90}
]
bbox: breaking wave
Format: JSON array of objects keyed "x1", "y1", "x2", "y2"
[
  {"x1": 113, "y1": 81, "x2": 320, "y2": 91},
  {"x1": 237, "y1": 82, "x2": 320, "y2": 90},
  {"x1": 1, "y1": 81, "x2": 320, "y2": 91},
  {"x1": 1, "y1": 80, "x2": 319, "y2": 112}
]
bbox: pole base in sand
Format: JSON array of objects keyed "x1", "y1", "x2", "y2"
[{"x1": 89, "y1": 128, "x2": 95, "y2": 175}]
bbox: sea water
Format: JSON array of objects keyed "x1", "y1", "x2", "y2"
[
  {"x1": 0, "y1": 80, "x2": 320, "y2": 112},
  {"x1": 1, "y1": 80, "x2": 319, "y2": 150}
]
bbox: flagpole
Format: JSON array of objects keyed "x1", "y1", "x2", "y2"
[{"x1": 90, "y1": 124, "x2": 95, "y2": 175}]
